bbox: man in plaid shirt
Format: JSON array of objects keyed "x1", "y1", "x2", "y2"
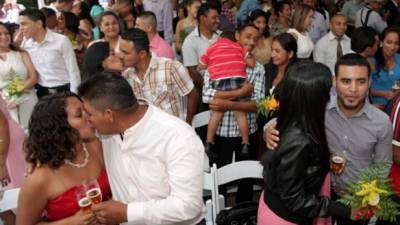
[
  {"x1": 202, "y1": 24, "x2": 265, "y2": 202},
  {"x1": 120, "y1": 28, "x2": 198, "y2": 123}
]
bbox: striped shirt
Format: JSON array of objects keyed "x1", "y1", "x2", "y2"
[
  {"x1": 202, "y1": 62, "x2": 265, "y2": 137},
  {"x1": 123, "y1": 56, "x2": 194, "y2": 119},
  {"x1": 200, "y1": 38, "x2": 247, "y2": 80}
]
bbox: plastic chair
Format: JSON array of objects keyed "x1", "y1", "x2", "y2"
[
  {"x1": 214, "y1": 161, "x2": 263, "y2": 213},
  {"x1": 203, "y1": 164, "x2": 218, "y2": 225},
  {"x1": 0, "y1": 188, "x2": 20, "y2": 212}
]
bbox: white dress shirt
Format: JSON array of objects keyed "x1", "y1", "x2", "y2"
[
  {"x1": 313, "y1": 31, "x2": 351, "y2": 74},
  {"x1": 101, "y1": 101, "x2": 205, "y2": 225},
  {"x1": 21, "y1": 30, "x2": 81, "y2": 92},
  {"x1": 143, "y1": 0, "x2": 174, "y2": 44}
]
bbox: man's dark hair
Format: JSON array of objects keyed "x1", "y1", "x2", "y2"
[
  {"x1": 350, "y1": 26, "x2": 379, "y2": 53},
  {"x1": 334, "y1": 53, "x2": 371, "y2": 77},
  {"x1": 138, "y1": 11, "x2": 157, "y2": 27},
  {"x1": 20, "y1": 8, "x2": 46, "y2": 28},
  {"x1": 121, "y1": 28, "x2": 150, "y2": 53},
  {"x1": 40, "y1": 7, "x2": 56, "y2": 17},
  {"x1": 78, "y1": 72, "x2": 138, "y2": 112},
  {"x1": 237, "y1": 23, "x2": 258, "y2": 34},
  {"x1": 115, "y1": 0, "x2": 133, "y2": 6},
  {"x1": 196, "y1": 3, "x2": 219, "y2": 21}
]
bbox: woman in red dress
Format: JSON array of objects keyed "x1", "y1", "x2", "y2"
[{"x1": 16, "y1": 92, "x2": 111, "y2": 225}]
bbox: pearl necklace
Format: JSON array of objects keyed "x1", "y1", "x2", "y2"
[{"x1": 65, "y1": 143, "x2": 89, "y2": 168}]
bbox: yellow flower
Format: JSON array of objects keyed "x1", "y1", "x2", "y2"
[
  {"x1": 355, "y1": 180, "x2": 388, "y2": 207},
  {"x1": 265, "y1": 96, "x2": 279, "y2": 111}
]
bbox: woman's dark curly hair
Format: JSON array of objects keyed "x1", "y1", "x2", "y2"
[{"x1": 24, "y1": 92, "x2": 82, "y2": 169}]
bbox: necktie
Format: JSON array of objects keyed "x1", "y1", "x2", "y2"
[{"x1": 336, "y1": 37, "x2": 343, "y2": 59}]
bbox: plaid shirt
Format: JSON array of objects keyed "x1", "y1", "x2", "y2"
[
  {"x1": 123, "y1": 56, "x2": 194, "y2": 118},
  {"x1": 202, "y1": 62, "x2": 265, "y2": 137},
  {"x1": 221, "y1": 5, "x2": 237, "y2": 28}
]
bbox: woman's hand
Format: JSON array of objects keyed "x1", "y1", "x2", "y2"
[
  {"x1": 264, "y1": 122, "x2": 279, "y2": 150},
  {"x1": 68, "y1": 210, "x2": 98, "y2": 225}
]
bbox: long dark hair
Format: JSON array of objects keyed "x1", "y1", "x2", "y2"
[
  {"x1": 60, "y1": 11, "x2": 80, "y2": 36},
  {"x1": 247, "y1": 9, "x2": 271, "y2": 38},
  {"x1": 374, "y1": 27, "x2": 400, "y2": 73},
  {"x1": 0, "y1": 22, "x2": 20, "y2": 51},
  {"x1": 277, "y1": 61, "x2": 332, "y2": 172},
  {"x1": 24, "y1": 92, "x2": 82, "y2": 169}
]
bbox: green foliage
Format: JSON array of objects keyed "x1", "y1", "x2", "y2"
[{"x1": 337, "y1": 163, "x2": 400, "y2": 222}]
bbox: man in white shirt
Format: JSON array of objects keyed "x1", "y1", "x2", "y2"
[
  {"x1": 355, "y1": 0, "x2": 387, "y2": 33},
  {"x1": 78, "y1": 72, "x2": 205, "y2": 225},
  {"x1": 182, "y1": 3, "x2": 221, "y2": 90},
  {"x1": 314, "y1": 14, "x2": 351, "y2": 74},
  {"x1": 19, "y1": 9, "x2": 80, "y2": 98}
]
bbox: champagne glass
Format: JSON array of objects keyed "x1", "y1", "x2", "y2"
[
  {"x1": 76, "y1": 184, "x2": 92, "y2": 214},
  {"x1": 84, "y1": 178, "x2": 102, "y2": 204}
]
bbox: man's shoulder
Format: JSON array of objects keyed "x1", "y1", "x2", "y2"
[{"x1": 368, "y1": 104, "x2": 390, "y2": 122}]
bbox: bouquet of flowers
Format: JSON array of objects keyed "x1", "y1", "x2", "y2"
[
  {"x1": 1, "y1": 69, "x2": 25, "y2": 107},
  {"x1": 257, "y1": 94, "x2": 279, "y2": 117},
  {"x1": 338, "y1": 163, "x2": 400, "y2": 221}
]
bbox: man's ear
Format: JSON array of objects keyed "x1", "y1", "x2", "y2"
[{"x1": 104, "y1": 108, "x2": 114, "y2": 122}]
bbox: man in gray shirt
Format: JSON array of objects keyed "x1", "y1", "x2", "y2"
[{"x1": 265, "y1": 54, "x2": 393, "y2": 225}]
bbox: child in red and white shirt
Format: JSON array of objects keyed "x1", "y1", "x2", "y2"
[{"x1": 199, "y1": 31, "x2": 255, "y2": 158}]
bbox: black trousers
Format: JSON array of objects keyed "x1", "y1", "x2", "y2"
[
  {"x1": 331, "y1": 192, "x2": 370, "y2": 225},
  {"x1": 36, "y1": 83, "x2": 70, "y2": 99},
  {"x1": 211, "y1": 132, "x2": 259, "y2": 203}
]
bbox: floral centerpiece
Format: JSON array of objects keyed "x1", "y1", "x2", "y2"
[
  {"x1": 338, "y1": 163, "x2": 400, "y2": 221},
  {"x1": 1, "y1": 68, "x2": 25, "y2": 107},
  {"x1": 257, "y1": 94, "x2": 279, "y2": 117}
]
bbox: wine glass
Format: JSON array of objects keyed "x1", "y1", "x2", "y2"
[
  {"x1": 84, "y1": 178, "x2": 102, "y2": 204},
  {"x1": 76, "y1": 184, "x2": 92, "y2": 214}
]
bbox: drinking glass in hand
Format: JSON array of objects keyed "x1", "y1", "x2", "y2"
[
  {"x1": 330, "y1": 153, "x2": 346, "y2": 175},
  {"x1": 76, "y1": 185, "x2": 92, "y2": 214},
  {"x1": 84, "y1": 178, "x2": 102, "y2": 204}
]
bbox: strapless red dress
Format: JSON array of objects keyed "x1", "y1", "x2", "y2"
[{"x1": 45, "y1": 169, "x2": 111, "y2": 221}]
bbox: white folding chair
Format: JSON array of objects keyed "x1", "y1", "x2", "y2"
[
  {"x1": 0, "y1": 188, "x2": 20, "y2": 212},
  {"x1": 192, "y1": 110, "x2": 211, "y2": 129},
  {"x1": 192, "y1": 110, "x2": 212, "y2": 172},
  {"x1": 203, "y1": 164, "x2": 218, "y2": 225},
  {"x1": 214, "y1": 161, "x2": 263, "y2": 214}
]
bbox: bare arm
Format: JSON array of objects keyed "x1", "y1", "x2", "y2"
[
  {"x1": 20, "y1": 51, "x2": 38, "y2": 90},
  {"x1": 187, "y1": 66, "x2": 204, "y2": 89},
  {"x1": 370, "y1": 89, "x2": 395, "y2": 100},
  {"x1": 186, "y1": 88, "x2": 198, "y2": 124},
  {"x1": 208, "y1": 98, "x2": 257, "y2": 113},
  {"x1": 175, "y1": 21, "x2": 183, "y2": 52},
  {"x1": 17, "y1": 169, "x2": 97, "y2": 225},
  {"x1": 213, "y1": 81, "x2": 253, "y2": 100}
]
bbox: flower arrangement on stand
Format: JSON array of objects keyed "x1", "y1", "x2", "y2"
[{"x1": 338, "y1": 163, "x2": 400, "y2": 221}]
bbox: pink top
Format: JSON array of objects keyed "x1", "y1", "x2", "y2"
[
  {"x1": 200, "y1": 38, "x2": 247, "y2": 80},
  {"x1": 150, "y1": 34, "x2": 175, "y2": 59}
]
